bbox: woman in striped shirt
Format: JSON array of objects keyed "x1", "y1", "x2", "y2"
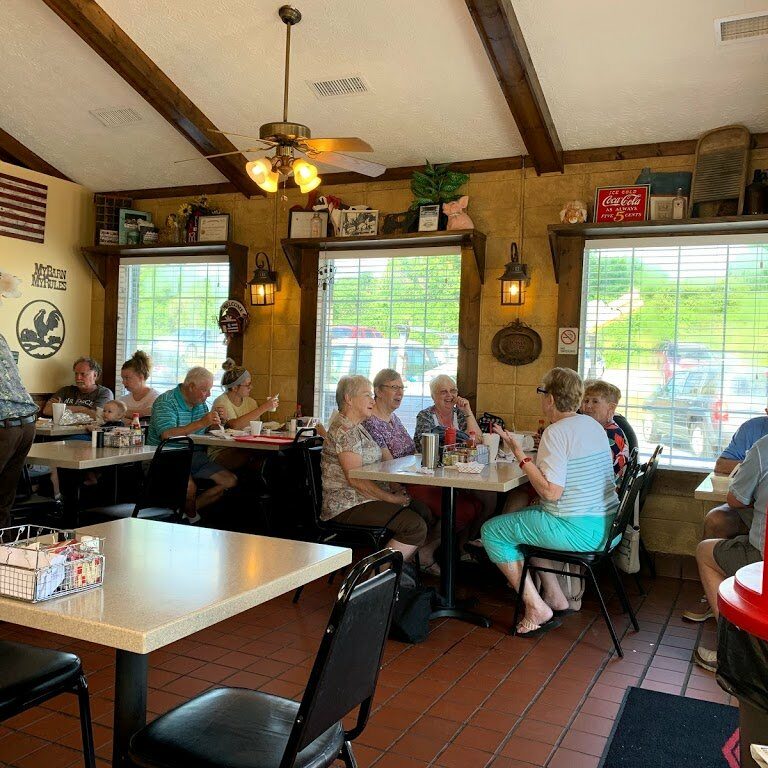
[{"x1": 482, "y1": 368, "x2": 619, "y2": 638}]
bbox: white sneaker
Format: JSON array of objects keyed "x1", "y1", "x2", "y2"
[
  {"x1": 682, "y1": 606, "x2": 715, "y2": 622},
  {"x1": 693, "y1": 645, "x2": 717, "y2": 673}
]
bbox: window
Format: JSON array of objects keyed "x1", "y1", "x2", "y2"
[
  {"x1": 581, "y1": 235, "x2": 768, "y2": 469},
  {"x1": 115, "y1": 258, "x2": 229, "y2": 402},
  {"x1": 314, "y1": 249, "x2": 462, "y2": 434}
]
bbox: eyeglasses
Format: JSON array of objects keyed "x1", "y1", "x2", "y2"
[
  {"x1": 357, "y1": 392, "x2": 375, "y2": 399},
  {"x1": 380, "y1": 385, "x2": 406, "y2": 392},
  {"x1": 536, "y1": 387, "x2": 548, "y2": 395},
  {"x1": 438, "y1": 389, "x2": 459, "y2": 396}
]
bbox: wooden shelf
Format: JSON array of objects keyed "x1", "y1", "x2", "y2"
[
  {"x1": 548, "y1": 215, "x2": 768, "y2": 282},
  {"x1": 280, "y1": 229, "x2": 486, "y2": 284}
]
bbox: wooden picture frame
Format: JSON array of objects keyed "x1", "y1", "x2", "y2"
[
  {"x1": 418, "y1": 204, "x2": 440, "y2": 231},
  {"x1": 289, "y1": 210, "x2": 328, "y2": 238},
  {"x1": 338, "y1": 209, "x2": 379, "y2": 237},
  {"x1": 197, "y1": 214, "x2": 230, "y2": 242},
  {"x1": 118, "y1": 209, "x2": 152, "y2": 245},
  {"x1": 649, "y1": 196, "x2": 676, "y2": 221}
]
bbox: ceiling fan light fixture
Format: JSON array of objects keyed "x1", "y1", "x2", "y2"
[
  {"x1": 292, "y1": 158, "x2": 318, "y2": 183},
  {"x1": 257, "y1": 171, "x2": 280, "y2": 193},
  {"x1": 298, "y1": 176, "x2": 322, "y2": 194},
  {"x1": 245, "y1": 157, "x2": 274, "y2": 183}
]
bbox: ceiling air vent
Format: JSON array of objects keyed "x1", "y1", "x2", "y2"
[
  {"x1": 89, "y1": 107, "x2": 143, "y2": 128},
  {"x1": 715, "y1": 12, "x2": 768, "y2": 43},
  {"x1": 307, "y1": 75, "x2": 370, "y2": 100}
]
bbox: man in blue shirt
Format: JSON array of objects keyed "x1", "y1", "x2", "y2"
[
  {"x1": 148, "y1": 367, "x2": 237, "y2": 524},
  {"x1": 0, "y1": 333, "x2": 37, "y2": 527}
]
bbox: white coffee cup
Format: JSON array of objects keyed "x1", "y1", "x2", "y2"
[
  {"x1": 482, "y1": 433, "x2": 500, "y2": 462},
  {"x1": 250, "y1": 420, "x2": 263, "y2": 436},
  {"x1": 51, "y1": 402, "x2": 66, "y2": 424},
  {"x1": 509, "y1": 432, "x2": 535, "y2": 451},
  {"x1": 289, "y1": 418, "x2": 297, "y2": 435}
]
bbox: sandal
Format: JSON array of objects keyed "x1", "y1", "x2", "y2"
[
  {"x1": 419, "y1": 561, "x2": 441, "y2": 577},
  {"x1": 553, "y1": 608, "x2": 579, "y2": 617},
  {"x1": 514, "y1": 616, "x2": 562, "y2": 638}
]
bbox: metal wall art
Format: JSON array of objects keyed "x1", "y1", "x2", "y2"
[{"x1": 491, "y1": 319, "x2": 542, "y2": 366}]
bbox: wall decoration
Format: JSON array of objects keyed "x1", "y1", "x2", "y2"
[
  {"x1": 443, "y1": 196, "x2": 473, "y2": 230},
  {"x1": 0, "y1": 271, "x2": 22, "y2": 305},
  {"x1": 95, "y1": 194, "x2": 132, "y2": 245},
  {"x1": 198, "y1": 214, "x2": 230, "y2": 242},
  {"x1": 593, "y1": 185, "x2": 650, "y2": 223},
  {"x1": 31, "y1": 263, "x2": 66, "y2": 291},
  {"x1": 339, "y1": 209, "x2": 379, "y2": 237},
  {"x1": 218, "y1": 299, "x2": 249, "y2": 344},
  {"x1": 491, "y1": 319, "x2": 542, "y2": 366},
  {"x1": 649, "y1": 196, "x2": 676, "y2": 221},
  {"x1": 418, "y1": 205, "x2": 440, "y2": 231},
  {"x1": 289, "y1": 210, "x2": 328, "y2": 238},
  {"x1": 16, "y1": 300, "x2": 65, "y2": 359},
  {"x1": 118, "y1": 208, "x2": 152, "y2": 244},
  {"x1": 0, "y1": 171, "x2": 47, "y2": 244},
  {"x1": 381, "y1": 211, "x2": 415, "y2": 235},
  {"x1": 559, "y1": 200, "x2": 588, "y2": 224}
]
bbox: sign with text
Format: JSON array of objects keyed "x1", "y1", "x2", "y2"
[
  {"x1": 558, "y1": 327, "x2": 579, "y2": 355},
  {"x1": 31, "y1": 263, "x2": 67, "y2": 291},
  {"x1": 594, "y1": 185, "x2": 650, "y2": 223}
]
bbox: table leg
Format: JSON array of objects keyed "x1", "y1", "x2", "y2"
[
  {"x1": 430, "y1": 487, "x2": 491, "y2": 628},
  {"x1": 112, "y1": 650, "x2": 148, "y2": 767},
  {"x1": 58, "y1": 469, "x2": 81, "y2": 528}
]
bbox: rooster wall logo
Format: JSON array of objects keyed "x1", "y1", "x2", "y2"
[{"x1": 16, "y1": 300, "x2": 65, "y2": 359}]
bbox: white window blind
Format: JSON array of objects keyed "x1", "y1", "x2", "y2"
[
  {"x1": 582, "y1": 235, "x2": 768, "y2": 470},
  {"x1": 314, "y1": 249, "x2": 461, "y2": 434},
  {"x1": 116, "y1": 259, "x2": 229, "y2": 401}
]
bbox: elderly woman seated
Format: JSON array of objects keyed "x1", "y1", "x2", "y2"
[
  {"x1": 322, "y1": 374, "x2": 434, "y2": 565},
  {"x1": 482, "y1": 367, "x2": 619, "y2": 638}
]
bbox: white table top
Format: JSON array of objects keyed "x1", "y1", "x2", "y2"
[
  {"x1": 191, "y1": 433, "x2": 297, "y2": 452},
  {"x1": 694, "y1": 471, "x2": 730, "y2": 502},
  {"x1": 26, "y1": 440, "x2": 156, "y2": 469},
  {"x1": 349, "y1": 455, "x2": 529, "y2": 492},
  {"x1": 0, "y1": 518, "x2": 351, "y2": 654},
  {"x1": 35, "y1": 421, "x2": 90, "y2": 436}
]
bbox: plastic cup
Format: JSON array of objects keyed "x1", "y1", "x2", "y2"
[
  {"x1": 509, "y1": 432, "x2": 535, "y2": 451},
  {"x1": 51, "y1": 403, "x2": 66, "y2": 424},
  {"x1": 250, "y1": 420, "x2": 263, "y2": 436},
  {"x1": 482, "y1": 433, "x2": 500, "y2": 462},
  {"x1": 289, "y1": 419, "x2": 297, "y2": 435}
]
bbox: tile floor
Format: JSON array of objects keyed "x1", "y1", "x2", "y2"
[{"x1": 0, "y1": 569, "x2": 734, "y2": 768}]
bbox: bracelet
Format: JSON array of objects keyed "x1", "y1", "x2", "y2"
[{"x1": 519, "y1": 457, "x2": 532, "y2": 469}]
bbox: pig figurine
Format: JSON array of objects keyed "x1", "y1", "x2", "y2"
[
  {"x1": 0, "y1": 271, "x2": 22, "y2": 306},
  {"x1": 442, "y1": 196, "x2": 473, "y2": 230}
]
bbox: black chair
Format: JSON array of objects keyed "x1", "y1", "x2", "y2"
[
  {"x1": 11, "y1": 466, "x2": 63, "y2": 524},
  {"x1": 0, "y1": 640, "x2": 96, "y2": 768},
  {"x1": 127, "y1": 549, "x2": 403, "y2": 768},
  {"x1": 614, "y1": 413, "x2": 638, "y2": 453},
  {"x1": 86, "y1": 437, "x2": 194, "y2": 522},
  {"x1": 511, "y1": 465, "x2": 645, "y2": 657},
  {"x1": 617, "y1": 447, "x2": 639, "y2": 501},
  {"x1": 636, "y1": 444, "x2": 664, "y2": 579}
]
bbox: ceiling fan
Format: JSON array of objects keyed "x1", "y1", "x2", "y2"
[{"x1": 177, "y1": 4, "x2": 386, "y2": 193}]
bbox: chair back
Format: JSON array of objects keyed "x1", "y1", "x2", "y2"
[
  {"x1": 617, "y1": 447, "x2": 639, "y2": 501},
  {"x1": 133, "y1": 437, "x2": 194, "y2": 519},
  {"x1": 613, "y1": 413, "x2": 638, "y2": 453},
  {"x1": 299, "y1": 437, "x2": 325, "y2": 524},
  {"x1": 639, "y1": 444, "x2": 663, "y2": 511},
  {"x1": 279, "y1": 549, "x2": 403, "y2": 768},
  {"x1": 603, "y1": 464, "x2": 644, "y2": 555}
]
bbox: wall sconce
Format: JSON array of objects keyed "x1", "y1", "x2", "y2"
[
  {"x1": 499, "y1": 243, "x2": 530, "y2": 306},
  {"x1": 248, "y1": 252, "x2": 277, "y2": 306}
]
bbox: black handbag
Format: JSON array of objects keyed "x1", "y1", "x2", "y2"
[
  {"x1": 389, "y1": 586, "x2": 435, "y2": 644},
  {"x1": 478, "y1": 411, "x2": 505, "y2": 433}
]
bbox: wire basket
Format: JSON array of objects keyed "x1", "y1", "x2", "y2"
[{"x1": 0, "y1": 525, "x2": 105, "y2": 603}]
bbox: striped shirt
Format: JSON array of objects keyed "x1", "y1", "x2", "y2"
[
  {"x1": 537, "y1": 413, "x2": 618, "y2": 518},
  {"x1": 147, "y1": 385, "x2": 208, "y2": 445}
]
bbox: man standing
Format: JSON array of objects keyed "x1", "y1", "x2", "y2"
[
  {"x1": 147, "y1": 367, "x2": 237, "y2": 524},
  {"x1": 0, "y1": 333, "x2": 37, "y2": 528}
]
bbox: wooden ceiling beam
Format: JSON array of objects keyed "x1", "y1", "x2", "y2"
[
  {"x1": 0, "y1": 126, "x2": 70, "y2": 181},
  {"x1": 40, "y1": 0, "x2": 262, "y2": 198},
  {"x1": 465, "y1": 0, "x2": 563, "y2": 175}
]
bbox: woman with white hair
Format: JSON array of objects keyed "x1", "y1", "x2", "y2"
[
  {"x1": 413, "y1": 374, "x2": 482, "y2": 447},
  {"x1": 322, "y1": 374, "x2": 434, "y2": 563}
]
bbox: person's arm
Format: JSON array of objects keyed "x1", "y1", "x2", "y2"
[
  {"x1": 717, "y1": 423, "x2": 750, "y2": 473},
  {"x1": 66, "y1": 404, "x2": 98, "y2": 418},
  {"x1": 456, "y1": 397, "x2": 481, "y2": 435},
  {"x1": 337, "y1": 450, "x2": 409, "y2": 504},
  {"x1": 226, "y1": 395, "x2": 280, "y2": 430},
  {"x1": 42, "y1": 395, "x2": 60, "y2": 416},
  {"x1": 153, "y1": 398, "x2": 220, "y2": 441},
  {"x1": 715, "y1": 457, "x2": 740, "y2": 475},
  {"x1": 726, "y1": 443, "x2": 760, "y2": 510}
]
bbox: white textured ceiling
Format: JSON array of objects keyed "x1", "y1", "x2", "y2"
[{"x1": 1, "y1": 0, "x2": 768, "y2": 191}]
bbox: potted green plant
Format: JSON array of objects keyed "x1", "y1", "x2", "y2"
[{"x1": 409, "y1": 161, "x2": 469, "y2": 230}]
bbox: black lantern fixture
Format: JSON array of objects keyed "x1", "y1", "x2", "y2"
[
  {"x1": 248, "y1": 252, "x2": 278, "y2": 306},
  {"x1": 499, "y1": 243, "x2": 530, "y2": 306}
]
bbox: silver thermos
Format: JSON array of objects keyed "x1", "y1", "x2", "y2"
[{"x1": 421, "y1": 433, "x2": 440, "y2": 469}]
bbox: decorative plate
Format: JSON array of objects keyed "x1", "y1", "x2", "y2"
[{"x1": 491, "y1": 320, "x2": 542, "y2": 366}]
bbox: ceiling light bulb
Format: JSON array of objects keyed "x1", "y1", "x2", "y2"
[
  {"x1": 298, "y1": 176, "x2": 322, "y2": 194},
  {"x1": 257, "y1": 170, "x2": 280, "y2": 193},
  {"x1": 245, "y1": 157, "x2": 274, "y2": 184},
  {"x1": 292, "y1": 159, "x2": 318, "y2": 184}
]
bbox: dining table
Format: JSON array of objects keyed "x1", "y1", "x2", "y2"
[
  {"x1": 33, "y1": 420, "x2": 90, "y2": 439},
  {"x1": 349, "y1": 455, "x2": 529, "y2": 627},
  {"x1": 694, "y1": 471, "x2": 730, "y2": 503},
  {"x1": 0, "y1": 518, "x2": 351, "y2": 766},
  {"x1": 190, "y1": 432, "x2": 300, "y2": 452}
]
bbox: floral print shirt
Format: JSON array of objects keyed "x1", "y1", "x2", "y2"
[
  {"x1": 363, "y1": 412, "x2": 415, "y2": 458},
  {"x1": 0, "y1": 333, "x2": 36, "y2": 420},
  {"x1": 413, "y1": 406, "x2": 467, "y2": 447},
  {"x1": 605, "y1": 420, "x2": 629, "y2": 481},
  {"x1": 321, "y1": 412, "x2": 388, "y2": 520}
]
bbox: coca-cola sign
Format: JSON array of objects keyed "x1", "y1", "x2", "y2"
[{"x1": 594, "y1": 185, "x2": 650, "y2": 223}]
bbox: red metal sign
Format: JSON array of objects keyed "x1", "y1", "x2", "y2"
[{"x1": 593, "y1": 185, "x2": 650, "y2": 223}]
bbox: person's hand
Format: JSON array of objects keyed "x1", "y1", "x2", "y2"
[
  {"x1": 455, "y1": 396, "x2": 472, "y2": 414},
  {"x1": 201, "y1": 411, "x2": 221, "y2": 429},
  {"x1": 264, "y1": 395, "x2": 280, "y2": 412},
  {"x1": 50, "y1": 397, "x2": 61, "y2": 404},
  {"x1": 497, "y1": 428, "x2": 523, "y2": 459}
]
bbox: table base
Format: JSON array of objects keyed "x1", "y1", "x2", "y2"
[{"x1": 113, "y1": 650, "x2": 148, "y2": 767}]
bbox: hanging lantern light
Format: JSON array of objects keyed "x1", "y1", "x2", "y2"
[
  {"x1": 248, "y1": 252, "x2": 278, "y2": 306},
  {"x1": 499, "y1": 243, "x2": 530, "y2": 306}
]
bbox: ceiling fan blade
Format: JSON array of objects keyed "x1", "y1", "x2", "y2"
[
  {"x1": 304, "y1": 137, "x2": 373, "y2": 153},
  {"x1": 306, "y1": 150, "x2": 386, "y2": 177},
  {"x1": 208, "y1": 129, "x2": 277, "y2": 146},
  {"x1": 174, "y1": 147, "x2": 268, "y2": 164}
]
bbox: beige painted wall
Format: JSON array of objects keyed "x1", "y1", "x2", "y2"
[{"x1": 0, "y1": 161, "x2": 93, "y2": 393}]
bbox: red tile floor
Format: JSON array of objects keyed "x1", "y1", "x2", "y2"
[{"x1": 0, "y1": 570, "x2": 735, "y2": 768}]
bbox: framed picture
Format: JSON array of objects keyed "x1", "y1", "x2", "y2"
[
  {"x1": 118, "y1": 209, "x2": 152, "y2": 244},
  {"x1": 593, "y1": 185, "x2": 650, "y2": 223},
  {"x1": 197, "y1": 214, "x2": 230, "y2": 242},
  {"x1": 418, "y1": 204, "x2": 440, "y2": 231},
  {"x1": 289, "y1": 210, "x2": 328, "y2": 238},
  {"x1": 649, "y1": 196, "x2": 676, "y2": 221},
  {"x1": 339, "y1": 209, "x2": 379, "y2": 237}
]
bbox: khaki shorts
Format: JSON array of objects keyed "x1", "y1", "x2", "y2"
[{"x1": 713, "y1": 535, "x2": 762, "y2": 577}]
